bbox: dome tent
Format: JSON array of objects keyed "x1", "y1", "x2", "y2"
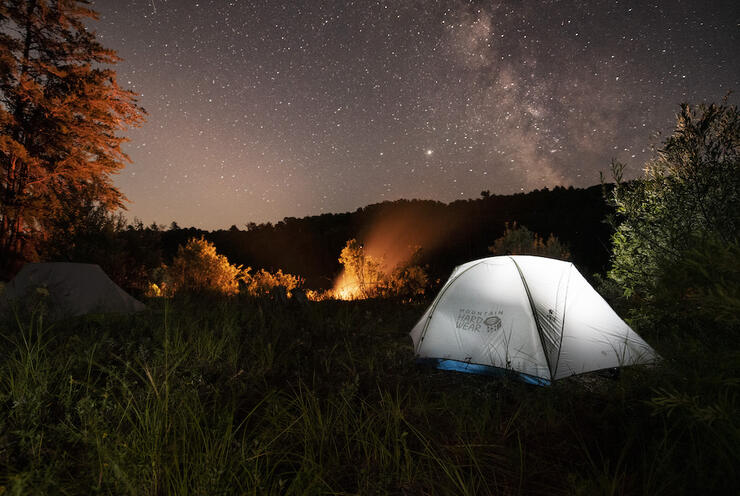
[
  {"x1": 410, "y1": 256, "x2": 657, "y2": 385},
  {"x1": 1, "y1": 263, "x2": 146, "y2": 321}
]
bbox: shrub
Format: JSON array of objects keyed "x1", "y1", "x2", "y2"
[
  {"x1": 488, "y1": 222, "x2": 571, "y2": 260},
  {"x1": 159, "y1": 237, "x2": 243, "y2": 295},
  {"x1": 336, "y1": 239, "x2": 387, "y2": 298},
  {"x1": 242, "y1": 268, "x2": 302, "y2": 297},
  {"x1": 334, "y1": 239, "x2": 429, "y2": 299},
  {"x1": 653, "y1": 237, "x2": 740, "y2": 329},
  {"x1": 607, "y1": 101, "x2": 740, "y2": 324},
  {"x1": 387, "y1": 265, "x2": 428, "y2": 298}
]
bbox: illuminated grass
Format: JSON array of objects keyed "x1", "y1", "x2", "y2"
[{"x1": 0, "y1": 295, "x2": 737, "y2": 494}]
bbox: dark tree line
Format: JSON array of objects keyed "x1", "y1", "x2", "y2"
[
  {"x1": 33, "y1": 184, "x2": 614, "y2": 294},
  {"x1": 209, "y1": 184, "x2": 612, "y2": 289}
]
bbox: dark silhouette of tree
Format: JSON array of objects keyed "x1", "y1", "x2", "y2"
[
  {"x1": 22, "y1": 183, "x2": 611, "y2": 292},
  {"x1": 0, "y1": 0, "x2": 145, "y2": 277},
  {"x1": 488, "y1": 222, "x2": 571, "y2": 260}
]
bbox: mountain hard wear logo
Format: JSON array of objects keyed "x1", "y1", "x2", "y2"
[
  {"x1": 455, "y1": 308, "x2": 503, "y2": 333},
  {"x1": 484, "y1": 316, "x2": 502, "y2": 332}
]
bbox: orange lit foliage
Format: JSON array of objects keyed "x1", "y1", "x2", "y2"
[
  {"x1": 333, "y1": 239, "x2": 428, "y2": 299},
  {"x1": 147, "y1": 237, "x2": 304, "y2": 298},
  {"x1": 156, "y1": 237, "x2": 243, "y2": 296},
  {"x1": 242, "y1": 268, "x2": 301, "y2": 297},
  {"x1": 335, "y1": 239, "x2": 385, "y2": 299},
  {"x1": 488, "y1": 222, "x2": 570, "y2": 260},
  {"x1": 388, "y1": 264, "x2": 429, "y2": 298},
  {"x1": 0, "y1": 1, "x2": 145, "y2": 276}
]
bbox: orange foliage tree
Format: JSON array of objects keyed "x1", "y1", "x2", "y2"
[{"x1": 0, "y1": 0, "x2": 145, "y2": 277}]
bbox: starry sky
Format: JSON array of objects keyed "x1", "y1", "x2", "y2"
[{"x1": 91, "y1": 0, "x2": 739, "y2": 229}]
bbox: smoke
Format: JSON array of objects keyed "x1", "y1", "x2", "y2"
[
  {"x1": 331, "y1": 201, "x2": 459, "y2": 298},
  {"x1": 360, "y1": 202, "x2": 457, "y2": 270}
]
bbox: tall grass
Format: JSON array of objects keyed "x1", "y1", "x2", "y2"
[{"x1": 0, "y1": 295, "x2": 737, "y2": 494}]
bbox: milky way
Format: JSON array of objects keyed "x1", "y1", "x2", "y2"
[{"x1": 91, "y1": 0, "x2": 739, "y2": 229}]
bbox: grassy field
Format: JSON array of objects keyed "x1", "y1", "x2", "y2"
[{"x1": 0, "y1": 294, "x2": 737, "y2": 495}]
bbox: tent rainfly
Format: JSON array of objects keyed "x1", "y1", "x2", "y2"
[
  {"x1": 410, "y1": 256, "x2": 657, "y2": 385},
  {"x1": 1, "y1": 263, "x2": 146, "y2": 320}
]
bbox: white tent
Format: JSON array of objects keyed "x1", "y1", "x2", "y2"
[
  {"x1": 410, "y1": 256, "x2": 657, "y2": 385},
  {"x1": 1, "y1": 263, "x2": 146, "y2": 320}
]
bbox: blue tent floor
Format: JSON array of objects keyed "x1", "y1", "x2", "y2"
[{"x1": 416, "y1": 357, "x2": 551, "y2": 386}]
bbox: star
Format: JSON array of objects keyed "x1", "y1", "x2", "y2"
[{"x1": 87, "y1": 0, "x2": 738, "y2": 228}]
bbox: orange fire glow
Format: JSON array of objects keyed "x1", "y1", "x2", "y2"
[
  {"x1": 329, "y1": 202, "x2": 457, "y2": 300},
  {"x1": 332, "y1": 270, "x2": 361, "y2": 300}
]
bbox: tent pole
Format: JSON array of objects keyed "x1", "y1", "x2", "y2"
[{"x1": 509, "y1": 257, "x2": 554, "y2": 379}]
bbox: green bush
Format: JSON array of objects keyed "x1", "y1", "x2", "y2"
[
  {"x1": 488, "y1": 222, "x2": 571, "y2": 260},
  {"x1": 607, "y1": 102, "x2": 739, "y2": 321},
  {"x1": 653, "y1": 237, "x2": 740, "y2": 330}
]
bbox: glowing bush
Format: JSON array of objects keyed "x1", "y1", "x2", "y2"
[
  {"x1": 387, "y1": 265, "x2": 428, "y2": 298},
  {"x1": 336, "y1": 239, "x2": 386, "y2": 298},
  {"x1": 163, "y1": 237, "x2": 243, "y2": 295},
  {"x1": 242, "y1": 268, "x2": 301, "y2": 297},
  {"x1": 334, "y1": 239, "x2": 428, "y2": 299}
]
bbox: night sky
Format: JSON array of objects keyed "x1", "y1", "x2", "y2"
[{"x1": 91, "y1": 0, "x2": 739, "y2": 229}]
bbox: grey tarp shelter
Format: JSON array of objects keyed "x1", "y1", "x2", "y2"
[{"x1": 1, "y1": 263, "x2": 145, "y2": 320}]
